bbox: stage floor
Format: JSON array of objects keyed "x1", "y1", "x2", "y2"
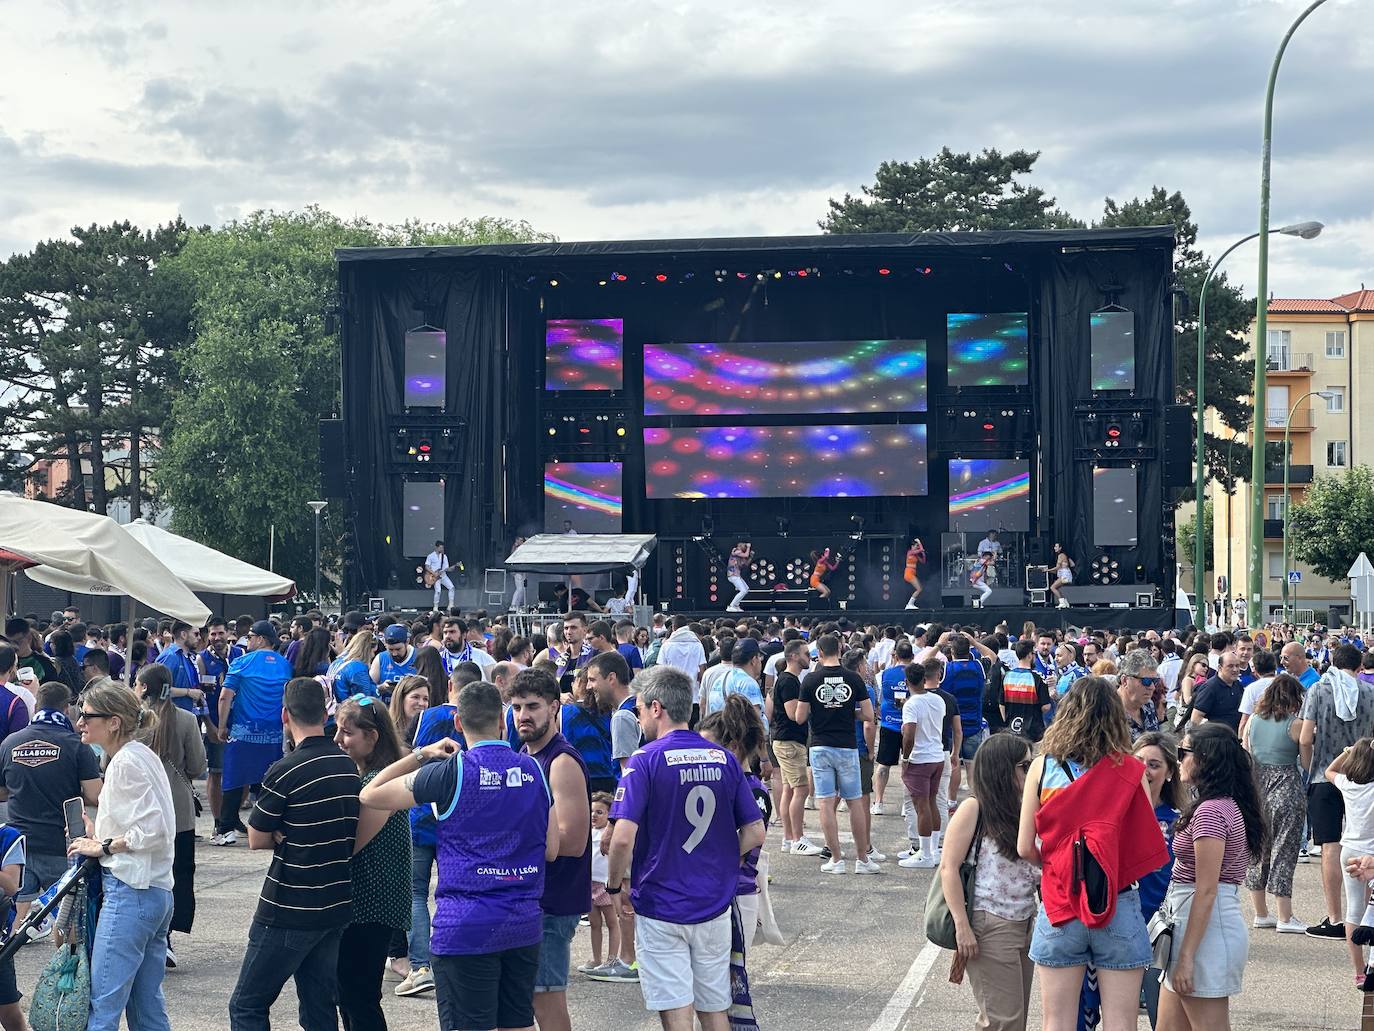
[{"x1": 673, "y1": 606, "x2": 1178, "y2": 632}]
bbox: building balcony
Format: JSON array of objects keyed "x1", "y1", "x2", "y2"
[
  {"x1": 1264, "y1": 464, "x2": 1314, "y2": 485},
  {"x1": 1264, "y1": 518, "x2": 1285, "y2": 540},
  {"x1": 1264, "y1": 409, "x2": 1316, "y2": 432},
  {"x1": 1266, "y1": 351, "x2": 1313, "y2": 374}
]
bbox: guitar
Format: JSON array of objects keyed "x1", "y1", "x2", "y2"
[{"x1": 423, "y1": 562, "x2": 454, "y2": 588}]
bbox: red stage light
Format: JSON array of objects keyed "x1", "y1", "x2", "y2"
[
  {"x1": 655, "y1": 274, "x2": 668, "y2": 282},
  {"x1": 1107, "y1": 425, "x2": 1122, "y2": 438},
  {"x1": 797, "y1": 269, "x2": 808, "y2": 277},
  {"x1": 579, "y1": 428, "x2": 590, "y2": 434},
  {"x1": 417, "y1": 441, "x2": 432, "y2": 453},
  {"x1": 878, "y1": 268, "x2": 891, "y2": 276},
  {"x1": 982, "y1": 422, "x2": 995, "y2": 431},
  {"x1": 736, "y1": 272, "x2": 748, "y2": 279}
]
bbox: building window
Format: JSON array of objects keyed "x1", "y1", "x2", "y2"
[
  {"x1": 1266, "y1": 494, "x2": 1286, "y2": 520},
  {"x1": 1326, "y1": 331, "x2": 1347, "y2": 358},
  {"x1": 1328, "y1": 440, "x2": 1348, "y2": 467},
  {"x1": 1267, "y1": 329, "x2": 1293, "y2": 370},
  {"x1": 1267, "y1": 550, "x2": 1284, "y2": 579},
  {"x1": 1265, "y1": 384, "x2": 1289, "y2": 428},
  {"x1": 1326, "y1": 387, "x2": 1345, "y2": 413}
]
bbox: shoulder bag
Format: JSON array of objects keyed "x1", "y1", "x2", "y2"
[
  {"x1": 923, "y1": 813, "x2": 983, "y2": 950},
  {"x1": 29, "y1": 879, "x2": 91, "y2": 1031}
]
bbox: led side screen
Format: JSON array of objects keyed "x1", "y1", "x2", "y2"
[
  {"x1": 543, "y1": 462, "x2": 623, "y2": 533},
  {"x1": 403, "y1": 329, "x2": 446, "y2": 407},
  {"x1": 1090, "y1": 310, "x2": 1136, "y2": 391},
  {"x1": 643, "y1": 339, "x2": 927, "y2": 415},
  {"x1": 644, "y1": 425, "x2": 928, "y2": 499},
  {"x1": 402, "y1": 481, "x2": 444, "y2": 556},
  {"x1": 545, "y1": 318, "x2": 624, "y2": 391},
  {"x1": 947, "y1": 313, "x2": 1029, "y2": 387},
  {"x1": 1093, "y1": 466, "x2": 1138, "y2": 546},
  {"x1": 948, "y1": 459, "x2": 1031, "y2": 531}
]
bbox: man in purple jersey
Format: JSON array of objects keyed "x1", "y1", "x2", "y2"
[
  {"x1": 362, "y1": 681, "x2": 559, "y2": 1031},
  {"x1": 607, "y1": 667, "x2": 765, "y2": 1031}
]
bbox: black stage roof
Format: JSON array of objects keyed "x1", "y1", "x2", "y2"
[{"x1": 336, "y1": 226, "x2": 1175, "y2": 264}]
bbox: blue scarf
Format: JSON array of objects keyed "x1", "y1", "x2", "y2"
[{"x1": 32, "y1": 708, "x2": 75, "y2": 732}]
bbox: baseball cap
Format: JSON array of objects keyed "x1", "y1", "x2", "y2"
[
  {"x1": 731, "y1": 638, "x2": 761, "y2": 664},
  {"x1": 341, "y1": 611, "x2": 366, "y2": 632},
  {"x1": 384, "y1": 624, "x2": 409, "y2": 644},
  {"x1": 249, "y1": 619, "x2": 278, "y2": 642}
]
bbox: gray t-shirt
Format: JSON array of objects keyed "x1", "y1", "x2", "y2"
[
  {"x1": 1301, "y1": 674, "x2": 1374, "y2": 781},
  {"x1": 611, "y1": 708, "x2": 640, "y2": 763}
]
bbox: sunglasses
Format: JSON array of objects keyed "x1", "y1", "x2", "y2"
[
  {"x1": 347, "y1": 695, "x2": 377, "y2": 707},
  {"x1": 76, "y1": 711, "x2": 115, "y2": 722},
  {"x1": 1177, "y1": 746, "x2": 1193, "y2": 759},
  {"x1": 1136, "y1": 676, "x2": 1160, "y2": 687}
]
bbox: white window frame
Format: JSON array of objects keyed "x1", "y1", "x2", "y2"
[
  {"x1": 1326, "y1": 387, "x2": 1345, "y2": 413},
  {"x1": 1326, "y1": 330, "x2": 1346, "y2": 359},
  {"x1": 1266, "y1": 494, "x2": 1287, "y2": 520},
  {"x1": 1328, "y1": 440, "x2": 1348, "y2": 468},
  {"x1": 1266, "y1": 550, "x2": 1284, "y2": 580},
  {"x1": 1268, "y1": 329, "x2": 1293, "y2": 371}
]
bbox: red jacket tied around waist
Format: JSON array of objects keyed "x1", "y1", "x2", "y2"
[{"x1": 1035, "y1": 753, "x2": 1168, "y2": 928}]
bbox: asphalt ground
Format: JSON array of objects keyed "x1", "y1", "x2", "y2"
[{"x1": 9, "y1": 801, "x2": 1362, "y2": 1030}]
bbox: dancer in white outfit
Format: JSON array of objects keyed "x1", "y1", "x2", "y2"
[{"x1": 727, "y1": 541, "x2": 752, "y2": 612}]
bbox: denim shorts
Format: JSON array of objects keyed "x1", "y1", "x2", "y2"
[
  {"x1": 534, "y1": 912, "x2": 581, "y2": 992},
  {"x1": 959, "y1": 727, "x2": 987, "y2": 762},
  {"x1": 19, "y1": 850, "x2": 72, "y2": 903},
  {"x1": 1027, "y1": 890, "x2": 1151, "y2": 970},
  {"x1": 809, "y1": 746, "x2": 862, "y2": 801}
]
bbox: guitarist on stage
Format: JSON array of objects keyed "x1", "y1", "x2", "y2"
[{"x1": 424, "y1": 539, "x2": 455, "y2": 610}]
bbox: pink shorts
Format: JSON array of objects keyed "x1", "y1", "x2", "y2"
[
  {"x1": 591, "y1": 881, "x2": 614, "y2": 908},
  {"x1": 902, "y1": 760, "x2": 944, "y2": 799}
]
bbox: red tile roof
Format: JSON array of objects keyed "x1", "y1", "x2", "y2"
[{"x1": 1268, "y1": 289, "x2": 1374, "y2": 315}]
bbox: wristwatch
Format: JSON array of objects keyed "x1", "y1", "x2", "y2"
[
  {"x1": 101, "y1": 838, "x2": 114, "y2": 856},
  {"x1": 606, "y1": 884, "x2": 621, "y2": 895}
]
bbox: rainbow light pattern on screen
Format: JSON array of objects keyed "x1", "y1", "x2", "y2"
[
  {"x1": 543, "y1": 462, "x2": 623, "y2": 532},
  {"x1": 948, "y1": 459, "x2": 1031, "y2": 530},
  {"x1": 545, "y1": 318, "x2": 624, "y2": 391},
  {"x1": 947, "y1": 313, "x2": 1029, "y2": 387},
  {"x1": 643, "y1": 340, "x2": 927, "y2": 415},
  {"x1": 644, "y1": 425, "x2": 927, "y2": 499}
]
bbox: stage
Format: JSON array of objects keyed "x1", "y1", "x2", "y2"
[{"x1": 671, "y1": 605, "x2": 1178, "y2": 633}]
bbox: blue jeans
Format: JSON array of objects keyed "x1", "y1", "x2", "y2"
[
  {"x1": 409, "y1": 841, "x2": 436, "y2": 969},
  {"x1": 229, "y1": 919, "x2": 343, "y2": 1031},
  {"x1": 89, "y1": 873, "x2": 174, "y2": 1031}
]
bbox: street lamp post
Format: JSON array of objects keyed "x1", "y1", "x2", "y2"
[
  {"x1": 1226, "y1": 431, "x2": 1239, "y2": 623},
  {"x1": 307, "y1": 501, "x2": 328, "y2": 608},
  {"x1": 1248, "y1": 0, "x2": 1332, "y2": 629},
  {"x1": 1281, "y1": 390, "x2": 1336, "y2": 622},
  {"x1": 1192, "y1": 220, "x2": 1321, "y2": 628}
]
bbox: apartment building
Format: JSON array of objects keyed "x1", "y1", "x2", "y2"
[{"x1": 1211, "y1": 288, "x2": 1374, "y2": 620}]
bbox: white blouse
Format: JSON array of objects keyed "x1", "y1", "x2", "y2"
[{"x1": 93, "y1": 740, "x2": 176, "y2": 891}]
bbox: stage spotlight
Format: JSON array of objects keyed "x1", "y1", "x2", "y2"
[
  {"x1": 549, "y1": 278, "x2": 559, "y2": 287},
  {"x1": 616, "y1": 427, "x2": 626, "y2": 437},
  {"x1": 797, "y1": 269, "x2": 808, "y2": 277},
  {"x1": 655, "y1": 274, "x2": 668, "y2": 282},
  {"x1": 737, "y1": 272, "x2": 748, "y2": 279},
  {"x1": 773, "y1": 271, "x2": 782, "y2": 279},
  {"x1": 878, "y1": 267, "x2": 891, "y2": 276},
  {"x1": 598, "y1": 280, "x2": 607, "y2": 287}
]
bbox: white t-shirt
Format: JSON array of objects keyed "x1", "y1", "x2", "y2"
[
  {"x1": 424, "y1": 551, "x2": 446, "y2": 573},
  {"x1": 1238, "y1": 676, "x2": 1275, "y2": 717},
  {"x1": 763, "y1": 650, "x2": 787, "y2": 682},
  {"x1": 1159, "y1": 656, "x2": 1183, "y2": 703},
  {"x1": 1334, "y1": 773, "x2": 1374, "y2": 853},
  {"x1": 869, "y1": 639, "x2": 896, "y2": 670},
  {"x1": 901, "y1": 691, "x2": 947, "y2": 764},
  {"x1": 699, "y1": 663, "x2": 730, "y2": 705},
  {"x1": 976, "y1": 537, "x2": 1001, "y2": 557},
  {"x1": 590, "y1": 826, "x2": 610, "y2": 884}
]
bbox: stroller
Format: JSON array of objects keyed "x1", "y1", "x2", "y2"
[{"x1": 0, "y1": 857, "x2": 101, "y2": 1029}]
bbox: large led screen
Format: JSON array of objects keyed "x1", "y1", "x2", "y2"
[
  {"x1": 545, "y1": 318, "x2": 624, "y2": 391},
  {"x1": 644, "y1": 425, "x2": 928, "y2": 499},
  {"x1": 643, "y1": 339, "x2": 927, "y2": 415},
  {"x1": 543, "y1": 462, "x2": 623, "y2": 533},
  {"x1": 1090, "y1": 310, "x2": 1136, "y2": 392},
  {"x1": 948, "y1": 459, "x2": 1031, "y2": 531},
  {"x1": 404, "y1": 329, "x2": 446, "y2": 407},
  {"x1": 402, "y1": 481, "x2": 445, "y2": 556},
  {"x1": 1093, "y1": 466, "x2": 1138, "y2": 547},
  {"x1": 947, "y1": 313, "x2": 1029, "y2": 387}
]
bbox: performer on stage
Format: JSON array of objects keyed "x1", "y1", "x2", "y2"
[
  {"x1": 509, "y1": 535, "x2": 529, "y2": 610},
  {"x1": 424, "y1": 539, "x2": 454, "y2": 610},
  {"x1": 903, "y1": 537, "x2": 926, "y2": 610},
  {"x1": 727, "y1": 541, "x2": 753, "y2": 612},
  {"x1": 970, "y1": 551, "x2": 995, "y2": 606},
  {"x1": 1048, "y1": 543, "x2": 1075, "y2": 609},
  {"x1": 809, "y1": 547, "x2": 842, "y2": 601}
]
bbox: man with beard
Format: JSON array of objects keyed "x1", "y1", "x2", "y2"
[{"x1": 511, "y1": 668, "x2": 591, "y2": 1031}]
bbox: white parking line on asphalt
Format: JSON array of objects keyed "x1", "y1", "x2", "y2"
[{"x1": 864, "y1": 940, "x2": 942, "y2": 1031}]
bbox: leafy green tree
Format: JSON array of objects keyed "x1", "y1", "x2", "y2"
[
  {"x1": 1096, "y1": 188, "x2": 1253, "y2": 488},
  {"x1": 1288, "y1": 466, "x2": 1374, "y2": 582},
  {"x1": 1175, "y1": 499, "x2": 1214, "y2": 575},
  {"x1": 821, "y1": 148, "x2": 1084, "y2": 233},
  {"x1": 157, "y1": 208, "x2": 553, "y2": 594},
  {"x1": 0, "y1": 220, "x2": 192, "y2": 513}
]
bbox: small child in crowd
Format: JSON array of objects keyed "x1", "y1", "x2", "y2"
[{"x1": 579, "y1": 792, "x2": 621, "y2": 974}]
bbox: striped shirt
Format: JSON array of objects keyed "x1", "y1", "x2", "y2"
[{"x1": 249, "y1": 736, "x2": 361, "y2": 928}]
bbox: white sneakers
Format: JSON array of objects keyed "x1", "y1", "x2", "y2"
[
  {"x1": 870, "y1": 801, "x2": 885, "y2": 816},
  {"x1": 791, "y1": 838, "x2": 823, "y2": 856},
  {"x1": 209, "y1": 830, "x2": 238, "y2": 846},
  {"x1": 1276, "y1": 917, "x2": 1307, "y2": 934},
  {"x1": 854, "y1": 859, "x2": 882, "y2": 875},
  {"x1": 898, "y1": 853, "x2": 939, "y2": 869},
  {"x1": 820, "y1": 859, "x2": 847, "y2": 874},
  {"x1": 1253, "y1": 914, "x2": 1277, "y2": 929},
  {"x1": 866, "y1": 846, "x2": 887, "y2": 863}
]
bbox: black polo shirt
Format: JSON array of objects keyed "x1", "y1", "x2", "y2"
[
  {"x1": 249, "y1": 736, "x2": 360, "y2": 929},
  {"x1": 1192, "y1": 674, "x2": 1244, "y2": 732}
]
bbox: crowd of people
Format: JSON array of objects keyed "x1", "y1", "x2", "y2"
[{"x1": 0, "y1": 603, "x2": 1371, "y2": 1029}]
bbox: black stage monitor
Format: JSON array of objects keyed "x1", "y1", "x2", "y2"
[
  {"x1": 403, "y1": 329, "x2": 446, "y2": 408},
  {"x1": 1093, "y1": 466, "x2": 1139, "y2": 547},
  {"x1": 1090, "y1": 310, "x2": 1135, "y2": 392}
]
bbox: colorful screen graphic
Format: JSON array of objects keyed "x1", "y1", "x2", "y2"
[
  {"x1": 403, "y1": 329, "x2": 446, "y2": 407},
  {"x1": 1093, "y1": 466, "x2": 1138, "y2": 546},
  {"x1": 402, "y1": 480, "x2": 444, "y2": 556},
  {"x1": 642, "y1": 340, "x2": 927, "y2": 416},
  {"x1": 543, "y1": 462, "x2": 623, "y2": 532},
  {"x1": 948, "y1": 459, "x2": 1031, "y2": 531},
  {"x1": 947, "y1": 313, "x2": 1029, "y2": 387},
  {"x1": 1090, "y1": 310, "x2": 1136, "y2": 392},
  {"x1": 545, "y1": 318, "x2": 624, "y2": 391},
  {"x1": 644, "y1": 425, "x2": 928, "y2": 499}
]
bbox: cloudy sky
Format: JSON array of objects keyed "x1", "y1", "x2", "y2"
[{"x1": 2, "y1": 0, "x2": 1369, "y2": 298}]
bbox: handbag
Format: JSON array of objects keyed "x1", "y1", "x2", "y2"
[
  {"x1": 1147, "y1": 904, "x2": 1174, "y2": 974},
  {"x1": 923, "y1": 814, "x2": 983, "y2": 950},
  {"x1": 29, "y1": 880, "x2": 91, "y2": 1031}
]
